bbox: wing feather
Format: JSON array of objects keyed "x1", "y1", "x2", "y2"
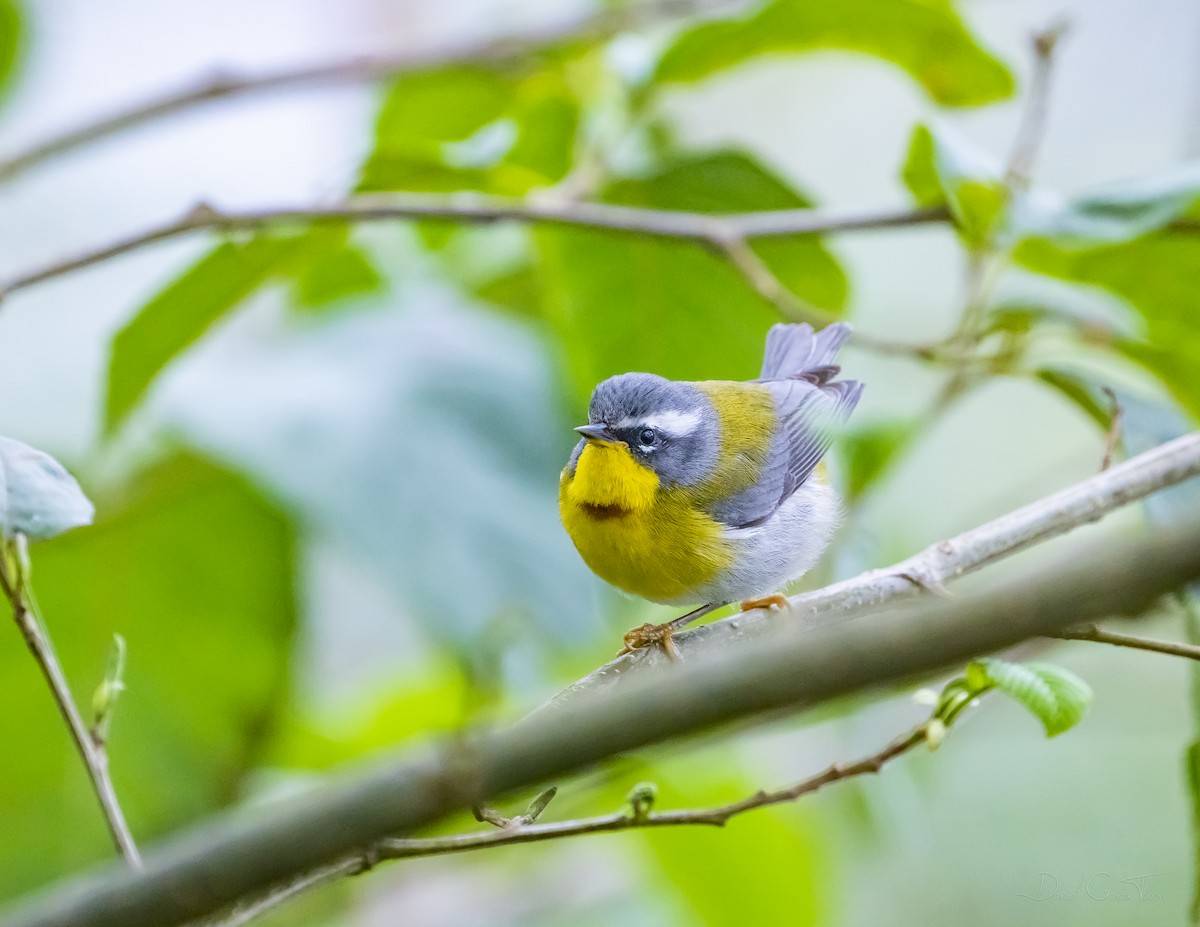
[{"x1": 709, "y1": 323, "x2": 862, "y2": 529}]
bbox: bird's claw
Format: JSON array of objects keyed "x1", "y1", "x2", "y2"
[
  {"x1": 739, "y1": 593, "x2": 790, "y2": 613},
  {"x1": 618, "y1": 622, "x2": 681, "y2": 661}
]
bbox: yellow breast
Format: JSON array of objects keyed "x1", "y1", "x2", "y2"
[{"x1": 559, "y1": 440, "x2": 731, "y2": 604}]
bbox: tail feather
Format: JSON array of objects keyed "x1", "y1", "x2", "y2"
[{"x1": 759, "y1": 322, "x2": 852, "y2": 380}]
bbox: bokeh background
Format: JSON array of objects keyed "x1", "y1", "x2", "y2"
[{"x1": 1, "y1": 0, "x2": 1199, "y2": 924}]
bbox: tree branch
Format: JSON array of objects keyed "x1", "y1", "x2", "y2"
[
  {"x1": 0, "y1": 197, "x2": 950, "y2": 304},
  {"x1": 0, "y1": 0, "x2": 742, "y2": 185},
  {"x1": 551, "y1": 432, "x2": 1200, "y2": 699},
  {"x1": 935, "y1": 18, "x2": 1070, "y2": 409},
  {"x1": 1054, "y1": 623, "x2": 1200, "y2": 662},
  {"x1": 4, "y1": 517, "x2": 1200, "y2": 927},
  {"x1": 209, "y1": 722, "x2": 928, "y2": 924},
  {"x1": 1005, "y1": 19, "x2": 1070, "y2": 191},
  {"x1": 0, "y1": 544, "x2": 141, "y2": 869}
]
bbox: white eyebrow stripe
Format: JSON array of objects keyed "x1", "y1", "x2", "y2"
[{"x1": 614, "y1": 409, "x2": 702, "y2": 436}]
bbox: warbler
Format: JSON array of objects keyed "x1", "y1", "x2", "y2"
[{"x1": 559, "y1": 322, "x2": 861, "y2": 656}]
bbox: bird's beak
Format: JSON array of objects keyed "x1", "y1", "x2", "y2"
[{"x1": 575, "y1": 423, "x2": 616, "y2": 443}]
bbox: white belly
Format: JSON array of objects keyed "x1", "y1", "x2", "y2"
[{"x1": 691, "y1": 479, "x2": 841, "y2": 604}]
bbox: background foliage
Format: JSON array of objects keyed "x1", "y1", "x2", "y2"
[{"x1": 0, "y1": 0, "x2": 1197, "y2": 924}]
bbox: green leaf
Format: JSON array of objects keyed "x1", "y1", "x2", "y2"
[
  {"x1": 106, "y1": 227, "x2": 383, "y2": 431},
  {"x1": 106, "y1": 238, "x2": 293, "y2": 433},
  {"x1": 901, "y1": 124, "x2": 942, "y2": 208},
  {"x1": 969, "y1": 657, "x2": 1092, "y2": 737},
  {"x1": 376, "y1": 66, "x2": 512, "y2": 145},
  {"x1": 1187, "y1": 738, "x2": 1200, "y2": 922},
  {"x1": 985, "y1": 276, "x2": 1142, "y2": 341},
  {"x1": 291, "y1": 239, "x2": 383, "y2": 311},
  {"x1": 536, "y1": 150, "x2": 847, "y2": 404},
  {"x1": 655, "y1": 0, "x2": 1014, "y2": 107},
  {"x1": 470, "y1": 263, "x2": 543, "y2": 318},
  {"x1": 268, "y1": 671, "x2": 464, "y2": 770},
  {"x1": 640, "y1": 770, "x2": 826, "y2": 927},
  {"x1": 1016, "y1": 233, "x2": 1200, "y2": 419},
  {"x1": 0, "y1": 0, "x2": 21, "y2": 104},
  {"x1": 360, "y1": 61, "x2": 580, "y2": 195},
  {"x1": 1033, "y1": 367, "x2": 1114, "y2": 430},
  {"x1": 902, "y1": 123, "x2": 1006, "y2": 246},
  {"x1": 839, "y1": 419, "x2": 917, "y2": 501},
  {"x1": 0, "y1": 452, "x2": 295, "y2": 895}
]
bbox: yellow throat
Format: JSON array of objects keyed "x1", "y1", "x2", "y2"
[
  {"x1": 559, "y1": 439, "x2": 730, "y2": 604},
  {"x1": 564, "y1": 440, "x2": 659, "y2": 513}
]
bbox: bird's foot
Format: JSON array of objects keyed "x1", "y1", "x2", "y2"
[
  {"x1": 618, "y1": 622, "x2": 680, "y2": 661},
  {"x1": 617, "y1": 601, "x2": 727, "y2": 661},
  {"x1": 739, "y1": 593, "x2": 790, "y2": 612}
]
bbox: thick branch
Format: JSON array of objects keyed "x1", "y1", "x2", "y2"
[
  {"x1": 4, "y1": 519, "x2": 1200, "y2": 927},
  {"x1": 0, "y1": 0, "x2": 741, "y2": 185},
  {"x1": 211, "y1": 722, "x2": 926, "y2": 924},
  {"x1": 0, "y1": 198, "x2": 949, "y2": 303},
  {"x1": 553, "y1": 432, "x2": 1200, "y2": 698},
  {"x1": 0, "y1": 551, "x2": 141, "y2": 868}
]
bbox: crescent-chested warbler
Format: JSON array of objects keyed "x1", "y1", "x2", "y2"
[{"x1": 559, "y1": 322, "x2": 862, "y2": 657}]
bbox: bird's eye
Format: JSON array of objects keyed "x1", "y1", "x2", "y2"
[{"x1": 638, "y1": 427, "x2": 658, "y2": 447}]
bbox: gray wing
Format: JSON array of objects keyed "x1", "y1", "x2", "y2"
[
  {"x1": 710, "y1": 325, "x2": 862, "y2": 530},
  {"x1": 760, "y1": 321, "x2": 852, "y2": 380}
]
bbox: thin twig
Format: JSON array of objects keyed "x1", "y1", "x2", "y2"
[
  {"x1": 0, "y1": 198, "x2": 949, "y2": 304},
  {"x1": 1055, "y1": 624, "x2": 1200, "y2": 662},
  {"x1": 201, "y1": 857, "x2": 367, "y2": 927},
  {"x1": 1005, "y1": 19, "x2": 1070, "y2": 191},
  {"x1": 383, "y1": 726, "x2": 926, "y2": 852},
  {"x1": 550, "y1": 431, "x2": 1200, "y2": 702},
  {"x1": 0, "y1": 0, "x2": 744, "y2": 186},
  {"x1": 937, "y1": 19, "x2": 1070, "y2": 398},
  {"x1": 0, "y1": 546, "x2": 142, "y2": 868},
  {"x1": 707, "y1": 232, "x2": 836, "y2": 326},
  {"x1": 1100, "y1": 386, "x2": 1123, "y2": 471}
]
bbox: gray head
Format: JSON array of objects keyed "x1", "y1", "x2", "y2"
[{"x1": 572, "y1": 373, "x2": 718, "y2": 486}]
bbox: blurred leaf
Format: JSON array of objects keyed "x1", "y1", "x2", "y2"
[
  {"x1": 985, "y1": 277, "x2": 1142, "y2": 342},
  {"x1": 107, "y1": 228, "x2": 383, "y2": 431},
  {"x1": 902, "y1": 123, "x2": 1006, "y2": 246},
  {"x1": 1015, "y1": 163, "x2": 1200, "y2": 244},
  {"x1": 536, "y1": 150, "x2": 847, "y2": 405},
  {"x1": 360, "y1": 61, "x2": 579, "y2": 195},
  {"x1": 839, "y1": 419, "x2": 917, "y2": 501},
  {"x1": 106, "y1": 238, "x2": 292, "y2": 433},
  {"x1": 0, "y1": 453, "x2": 295, "y2": 896},
  {"x1": 1188, "y1": 739, "x2": 1200, "y2": 923},
  {"x1": 968, "y1": 657, "x2": 1092, "y2": 737},
  {"x1": 161, "y1": 296, "x2": 599, "y2": 647},
  {"x1": 604, "y1": 150, "x2": 848, "y2": 309},
  {"x1": 375, "y1": 66, "x2": 512, "y2": 144},
  {"x1": 471, "y1": 263, "x2": 543, "y2": 318},
  {"x1": 640, "y1": 771, "x2": 826, "y2": 927},
  {"x1": 1033, "y1": 368, "x2": 1114, "y2": 430},
  {"x1": 268, "y1": 672, "x2": 464, "y2": 770},
  {"x1": 901, "y1": 124, "x2": 941, "y2": 208},
  {"x1": 291, "y1": 233, "x2": 383, "y2": 312},
  {"x1": 1016, "y1": 233, "x2": 1200, "y2": 419},
  {"x1": 0, "y1": 0, "x2": 20, "y2": 103},
  {"x1": 655, "y1": 0, "x2": 1014, "y2": 107}
]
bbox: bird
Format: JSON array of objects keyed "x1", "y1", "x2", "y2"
[{"x1": 559, "y1": 322, "x2": 862, "y2": 658}]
